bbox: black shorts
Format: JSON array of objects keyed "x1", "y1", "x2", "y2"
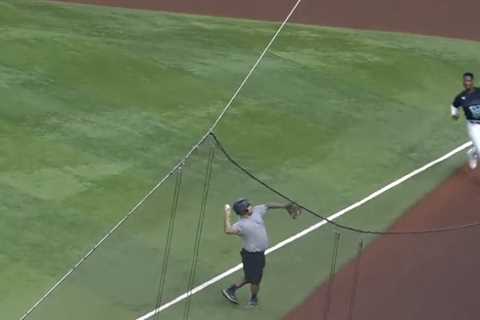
[{"x1": 241, "y1": 249, "x2": 266, "y2": 285}]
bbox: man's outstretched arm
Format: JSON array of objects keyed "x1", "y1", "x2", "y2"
[
  {"x1": 265, "y1": 203, "x2": 289, "y2": 210},
  {"x1": 266, "y1": 202, "x2": 302, "y2": 219},
  {"x1": 224, "y1": 204, "x2": 240, "y2": 235},
  {"x1": 265, "y1": 203, "x2": 302, "y2": 219}
]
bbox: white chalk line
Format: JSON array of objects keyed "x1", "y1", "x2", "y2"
[{"x1": 135, "y1": 141, "x2": 472, "y2": 320}]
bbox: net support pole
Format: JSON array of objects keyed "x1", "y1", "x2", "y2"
[
  {"x1": 347, "y1": 239, "x2": 364, "y2": 320},
  {"x1": 154, "y1": 166, "x2": 183, "y2": 320},
  {"x1": 183, "y1": 145, "x2": 215, "y2": 320},
  {"x1": 323, "y1": 231, "x2": 341, "y2": 320}
]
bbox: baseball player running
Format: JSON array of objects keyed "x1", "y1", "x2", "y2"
[
  {"x1": 222, "y1": 199, "x2": 301, "y2": 307},
  {"x1": 451, "y1": 72, "x2": 480, "y2": 169}
]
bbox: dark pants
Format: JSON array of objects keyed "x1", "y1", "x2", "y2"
[{"x1": 241, "y1": 249, "x2": 266, "y2": 285}]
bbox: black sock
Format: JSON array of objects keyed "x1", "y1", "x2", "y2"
[
  {"x1": 251, "y1": 294, "x2": 257, "y2": 300},
  {"x1": 228, "y1": 284, "x2": 237, "y2": 292}
]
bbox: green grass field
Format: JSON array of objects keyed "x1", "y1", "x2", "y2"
[{"x1": 2, "y1": 0, "x2": 480, "y2": 319}]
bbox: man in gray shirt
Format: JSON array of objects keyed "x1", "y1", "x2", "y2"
[{"x1": 222, "y1": 198, "x2": 300, "y2": 307}]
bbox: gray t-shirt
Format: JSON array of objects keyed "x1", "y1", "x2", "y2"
[{"x1": 232, "y1": 204, "x2": 269, "y2": 252}]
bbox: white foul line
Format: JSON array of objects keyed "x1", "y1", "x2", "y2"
[{"x1": 135, "y1": 141, "x2": 472, "y2": 320}]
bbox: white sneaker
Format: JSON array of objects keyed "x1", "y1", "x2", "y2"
[{"x1": 467, "y1": 148, "x2": 478, "y2": 169}]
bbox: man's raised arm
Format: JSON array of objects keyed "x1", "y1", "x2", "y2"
[{"x1": 224, "y1": 204, "x2": 240, "y2": 235}]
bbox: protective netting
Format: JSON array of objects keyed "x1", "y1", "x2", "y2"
[
  {"x1": 279, "y1": 147, "x2": 480, "y2": 320},
  {"x1": 15, "y1": 1, "x2": 301, "y2": 319},
  {"x1": 22, "y1": 134, "x2": 480, "y2": 320},
  {"x1": 286, "y1": 225, "x2": 480, "y2": 319}
]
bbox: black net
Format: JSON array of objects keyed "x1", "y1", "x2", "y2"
[
  {"x1": 278, "y1": 147, "x2": 480, "y2": 320},
  {"x1": 23, "y1": 133, "x2": 480, "y2": 320}
]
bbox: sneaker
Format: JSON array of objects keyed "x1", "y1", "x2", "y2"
[
  {"x1": 467, "y1": 148, "x2": 478, "y2": 169},
  {"x1": 246, "y1": 297, "x2": 258, "y2": 308},
  {"x1": 221, "y1": 288, "x2": 239, "y2": 305}
]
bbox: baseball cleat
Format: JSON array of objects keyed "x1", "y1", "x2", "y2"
[
  {"x1": 245, "y1": 297, "x2": 258, "y2": 308},
  {"x1": 467, "y1": 148, "x2": 478, "y2": 169},
  {"x1": 221, "y1": 288, "x2": 239, "y2": 305}
]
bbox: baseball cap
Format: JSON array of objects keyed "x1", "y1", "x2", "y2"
[
  {"x1": 233, "y1": 198, "x2": 251, "y2": 215},
  {"x1": 464, "y1": 72, "x2": 475, "y2": 80}
]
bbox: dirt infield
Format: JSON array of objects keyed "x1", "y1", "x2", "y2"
[
  {"x1": 285, "y1": 165, "x2": 480, "y2": 320},
  {"x1": 57, "y1": 0, "x2": 480, "y2": 41}
]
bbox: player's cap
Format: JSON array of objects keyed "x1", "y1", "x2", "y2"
[
  {"x1": 233, "y1": 198, "x2": 251, "y2": 215},
  {"x1": 463, "y1": 72, "x2": 475, "y2": 80}
]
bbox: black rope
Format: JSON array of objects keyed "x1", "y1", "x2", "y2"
[
  {"x1": 183, "y1": 146, "x2": 215, "y2": 320},
  {"x1": 347, "y1": 240, "x2": 363, "y2": 320},
  {"x1": 154, "y1": 167, "x2": 183, "y2": 320},
  {"x1": 210, "y1": 132, "x2": 480, "y2": 235},
  {"x1": 323, "y1": 232, "x2": 341, "y2": 320}
]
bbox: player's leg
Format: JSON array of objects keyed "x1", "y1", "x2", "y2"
[
  {"x1": 222, "y1": 250, "x2": 250, "y2": 304},
  {"x1": 466, "y1": 122, "x2": 480, "y2": 169},
  {"x1": 227, "y1": 279, "x2": 248, "y2": 295},
  {"x1": 248, "y1": 284, "x2": 259, "y2": 304},
  {"x1": 234, "y1": 279, "x2": 248, "y2": 289},
  {"x1": 222, "y1": 279, "x2": 247, "y2": 305},
  {"x1": 247, "y1": 252, "x2": 266, "y2": 307}
]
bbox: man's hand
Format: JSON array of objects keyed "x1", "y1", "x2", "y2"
[
  {"x1": 451, "y1": 106, "x2": 460, "y2": 120},
  {"x1": 286, "y1": 203, "x2": 302, "y2": 219}
]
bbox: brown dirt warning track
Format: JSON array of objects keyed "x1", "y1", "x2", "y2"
[
  {"x1": 52, "y1": 0, "x2": 480, "y2": 319},
  {"x1": 56, "y1": 0, "x2": 480, "y2": 41}
]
